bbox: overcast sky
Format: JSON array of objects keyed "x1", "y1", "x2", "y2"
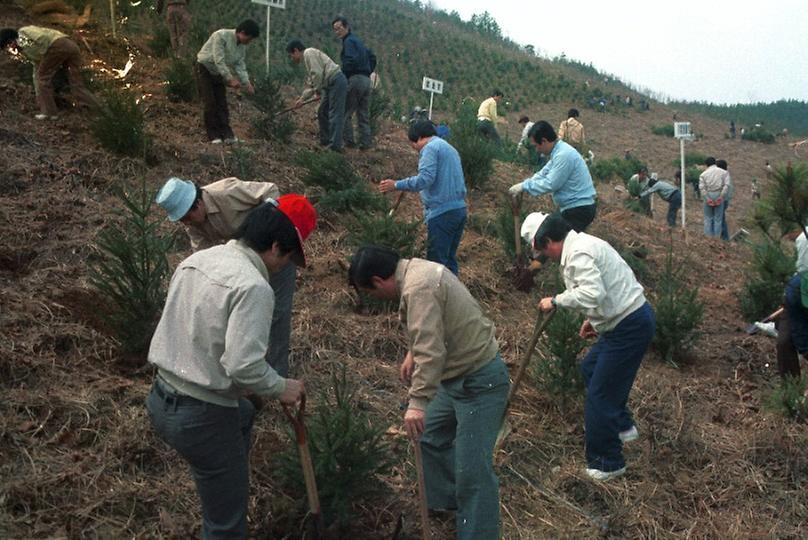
[{"x1": 427, "y1": 0, "x2": 808, "y2": 104}]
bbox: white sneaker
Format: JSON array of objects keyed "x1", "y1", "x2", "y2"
[
  {"x1": 585, "y1": 467, "x2": 626, "y2": 481},
  {"x1": 619, "y1": 425, "x2": 639, "y2": 443},
  {"x1": 210, "y1": 138, "x2": 223, "y2": 144},
  {"x1": 35, "y1": 113, "x2": 50, "y2": 120},
  {"x1": 224, "y1": 137, "x2": 243, "y2": 144}
]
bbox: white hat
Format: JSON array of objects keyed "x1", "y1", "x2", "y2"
[
  {"x1": 520, "y1": 212, "x2": 549, "y2": 246},
  {"x1": 156, "y1": 177, "x2": 196, "y2": 221},
  {"x1": 651, "y1": 172, "x2": 658, "y2": 180}
]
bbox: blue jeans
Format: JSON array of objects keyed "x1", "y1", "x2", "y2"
[
  {"x1": 580, "y1": 303, "x2": 655, "y2": 472},
  {"x1": 343, "y1": 74, "x2": 372, "y2": 148},
  {"x1": 146, "y1": 380, "x2": 255, "y2": 539},
  {"x1": 720, "y1": 198, "x2": 731, "y2": 240},
  {"x1": 317, "y1": 72, "x2": 347, "y2": 150},
  {"x1": 267, "y1": 262, "x2": 296, "y2": 377},
  {"x1": 667, "y1": 190, "x2": 682, "y2": 227},
  {"x1": 426, "y1": 207, "x2": 467, "y2": 276},
  {"x1": 702, "y1": 198, "x2": 724, "y2": 237},
  {"x1": 420, "y1": 355, "x2": 509, "y2": 540}
]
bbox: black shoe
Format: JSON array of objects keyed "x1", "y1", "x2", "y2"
[
  {"x1": 344, "y1": 142, "x2": 357, "y2": 148},
  {"x1": 327, "y1": 146, "x2": 344, "y2": 153}
]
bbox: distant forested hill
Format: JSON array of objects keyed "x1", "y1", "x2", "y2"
[{"x1": 670, "y1": 99, "x2": 808, "y2": 136}]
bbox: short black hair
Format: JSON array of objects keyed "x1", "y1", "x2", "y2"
[
  {"x1": 0, "y1": 28, "x2": 18, "y2": 49},
  {"x1": 286, "y1": 39, "x2": 305, "y2": 53},
  {"x1": 189, "y1": 184, "x2": 204, "y2": 211},
  {"x1": 638, "y1": 166, "x2": 648, "y2": 174},
  {"x1": 348, "y1": 245, "x2": 400, "y2": 289},
  {"x1": 236, "y1": 19, "x2": 260, "y2": 38},
  {"x1": 716, "y1": 159, "x2": 728, "y2": 170},
  {"x1": 568, "y1": 108, "x2": 579, "y2": 118},
  {"x1": 332, "y1": 16, "x2": 350, "y2": 28},
  {"x1": 233, "y1": 202, "x2": 299, "y2": 254},
  {"x1": 492, "y1": 89, "x2": 504, "y2": 97},
  {"x1": 518, "y1": 115, "x2": 530, "y2": 124},
  {"x1": 704, "y1": 156, "x2": 716, "y2": 167},
  {"x1": 528, "y1": 121, "x2": 557, "y2": 144},
  {"x1": 407, "y1": 120, "x2": 436, "y2": 142},
  {"x1": 533, "y1": 213, "x2": 572, "y2": 251}
]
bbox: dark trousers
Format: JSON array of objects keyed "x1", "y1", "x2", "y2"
[
  {"x1": 166, "y1": 4, "x2": 191, "y2": 54},
  {"x1": 317, "y1": 72, "x2": 347, "y2": 150},
  {"x1": 196, "y1": 63, "x2": 234, "y2": 141},
  {"x1": 36, "y1": 37, "x2": 99, "y2": 115},
  {"x1": 720, "y1": 198, "x2": 731, "y2": 240},
  {"x1": 344, "y1": 74, "x2": 372, "y2": 148},
  {"x1": 477, "y1": 119, "x2": 500, "y2": 143},
  {"x1": 146, "y1": 379, "x2": 256, "y2": 539},
  {"x1": 580, "y1": 302, "x2": 655, "y2": 472},
  {"x1": 561, "y1": 203, "x2": 597, "y2": 232},
  {"x1": 426, "y1": 207, "x2": 467, "y2": 276},
  {"x1": 667, "y1": 190, "x2": 682, "y2": 227},
  {"x1": 777, "y1": 274, "x2": 806, "y2": 378}
]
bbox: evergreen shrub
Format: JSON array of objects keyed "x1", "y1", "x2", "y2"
[
  {"x1": 742, "y1": 127, "x2": 776, "y2": 144},
  {"x1": 296, "y1": 151, "x2": 386, "y2": 213},
  {"x1": 651, "y1": 124, "x2": 675, "y2": 137},
  {"x1": 452, "y1": 101, "x2": 497, "y2": 189},
  {"x1": 249, "y1": 76, "x2": 295, "y2": 143},
  {"x1": 766, "y1": 376, "x2": 808, "y2": 422},
  {"x1": 589, "y1": 156, "x2": 646, "y2": 183},
  {"x1": 91, "y1": 89, "x2": 150, "y2": 157},
  {"x1": 348, "y1": 213, "x2": 420, "y2": 258},
  {"x1": 165, "y1": 57, "x2": 196, "y2": 102},
  {"x1": 739, "y1": 237, "x2": 795, "y2": 321}
]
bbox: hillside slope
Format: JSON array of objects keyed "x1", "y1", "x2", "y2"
[{"x1": 1, "y1": 1, "x2": 807, "y2": 539}]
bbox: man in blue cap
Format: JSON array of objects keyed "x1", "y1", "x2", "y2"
[{"x1": 156, "y1": 177, "x2": 317, "y2": 377}]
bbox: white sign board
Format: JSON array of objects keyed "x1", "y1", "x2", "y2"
[
  {"x1": 674, "y1": 122, "x2": 691, "y2": 139},
  {"x1": 252, "y1": 0, "x2": 285, "y2": 7},
  {"x1": 422, "y1": 77, "x2": 444, "y2": 95}
]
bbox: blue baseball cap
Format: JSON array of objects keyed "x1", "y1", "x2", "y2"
[{"x1": 156, "y1": 177, "x2": 196, "y2": 221}]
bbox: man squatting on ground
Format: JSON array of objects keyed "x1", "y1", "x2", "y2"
[
  {"x1": 287, "y1": 39, "x2": 347, "y2": 152},
  {"x1": 0, "y1": 25, "x2": 100, "y2": 119},
  {"x1": 332, "y1": 15, "x2": 376, "y2": 150},
  {"x1": 508, "y1": 121, "x2": 598, "y2": 232},
  {"x1": 523, "y1": 212, "x2": 656, "y2": 480},
  {"x1": 156, "y1": 177, "x2": 317, "y2": 378},
  {"x1": 196, "y1": 20, "x2": 259, "y2": 144},
  {"x1": 349, "y1": 245, "x2": 509, "y2": 539},
  {"x1": 776, "y1": 228, "x2": 808, "y2": 380},
  {"x1": 146, "y1": 200, "x2": 314, "y2": 537},
  {"x1": 378, "y1": 120, "x2": 467, "y2": 275}
]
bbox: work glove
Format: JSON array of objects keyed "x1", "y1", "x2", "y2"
[{"x1": 508, "y1": 182, "x2": 524, "y2": 197}]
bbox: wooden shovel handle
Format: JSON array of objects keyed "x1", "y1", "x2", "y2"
[
  {"x1": 511, "y1": 194, "x2": 523, "y2": 260},
  {"x1": 413, "y1": 440, "x2": 430, "y2": 540},
  {"x1": 507, "y1": 309, "x2": 555, "y2": 407}
]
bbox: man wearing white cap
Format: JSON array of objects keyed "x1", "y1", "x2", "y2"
[
  {"x1": 521, "y1": 212, "x2": 655, "y2": 481},
  {"x1": 147, "y1": 201, "x2": 310, "y2": 537},
  {"x1": 156, "y1": 177, "x2": 317, "y2": 377}
]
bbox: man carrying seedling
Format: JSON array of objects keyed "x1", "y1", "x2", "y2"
[
  {"x1": 0, "y1": 25, "x2": 100, "y2": 120},
  {"x1": 196, "y1": 20, "x2": 259, "y2": 144},
  {"x1": 525, "y1": 212, "x2": 655, "y2": 481},
  {"x1": 286, "y1": 39, "x2": 347, "y2": 152},
  {"x1": 156, "y1": 177, "x2": 317, "y2": 377},
  {"x1": 146, "y1": 202, "x2": 308, "y2": 538},
  {"x1": 348, "y1": 245, "x2": 509, "y2": 539},
  {"x1": 156, "y1": 0, "x2": 191, "y2": 55},
  {"x1": 508, "y1": 121, "x2": 597, "y2": 232},
  {"x1": 377, "y1": 120, "x2": 467, "y2": 275}
]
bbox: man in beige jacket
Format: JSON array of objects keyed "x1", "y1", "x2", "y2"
[
  {"x1": 557, "y1": 108, "x2": 586, "y2": 151},
  {"x1": 349, "y1": 245, "x2": 509, "y2": 539},
  {"x1": 287, "y1": 39, "x2": 347, "y2": 152},
  {"x1": 156, "y1": 177, "x2": 317, "y2": 377}
]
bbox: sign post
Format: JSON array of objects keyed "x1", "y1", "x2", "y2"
[
  {"x1": 421, "y1": 77, "x2": 444, "y2": 120},
  {"x1": 674, "y1": 122, "x2": 694, "y2": 229},
  {"x1": 251, "y1": 0, "x2": 286, "y2": 77}
]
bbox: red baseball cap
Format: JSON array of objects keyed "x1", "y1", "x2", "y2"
[{"x1": 276, "y1": 194, "x2": 317, "y2": 267}]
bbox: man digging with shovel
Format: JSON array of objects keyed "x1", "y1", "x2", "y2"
[
  {"x1": 349, "y1": 245, "x2": 508, "y2": 539},
  {"x1": 525, "y1": 212, "x2": 655, "y2": 481}
]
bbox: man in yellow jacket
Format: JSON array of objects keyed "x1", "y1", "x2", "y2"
[
  {"x1": 477, "y1": 89, "x2": 504, "y2": 143},
  {"x1": 1, "y1": 26, "x2": 99, "y2": 119}
]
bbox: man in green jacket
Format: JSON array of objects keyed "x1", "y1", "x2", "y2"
[
  {"x1": 349, "y1": 245, "x2": 509, "y2": 539},
  {"x1": 1, "y1": 26, "x2": 99, "y2": 119}
]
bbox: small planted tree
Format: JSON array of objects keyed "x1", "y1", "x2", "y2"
[
  {"x1": 348, "y1": 213, "x2": 421, "y2": 258},
  {"x1": 249, "y1": 75, "x2": 295, "y2": 144},
  {"x1": 369, "y1": 91, "x2": 392, "y2": 135},
  {"x1": 652, "y1": 243, "x2": 704, "y2": 366},
  {"x1": 494, "y1": 197, "x2": 527, "y2": 260},
  {"x1": 277, "y1": 368, "x2": 392, "y2": 530},
  {"x1": 165, "y1": 57, "x2": 196, "y2": 103},
  {"x1": 451, "y1": 100, "x2": 497, "y2": 189},
  {"x1": 91, "y1": 88, "x2": 150, "y2": 157},
  {"x1": 89, "y1": 179, "x2": 175, "y2": 361},
  {"x1": 296, "y1": 150, "x2": 386, "y2": 213},
  {"x1": 766, "y1": 376, "x2": 808, "y2": 422}
]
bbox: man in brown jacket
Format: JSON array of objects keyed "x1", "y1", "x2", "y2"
[
  {"x1": 349, "y1": 245, "x2": 509, "y2": 539},
  {"x1": 1, "y1": 26, "x2": 99, "y2": 119},
  {"x1": 156, "y1": 0, "x2": 191, "y2": 55},
  {"x1": 156, "y1": 177, "x2": 317, "y2": 377}
]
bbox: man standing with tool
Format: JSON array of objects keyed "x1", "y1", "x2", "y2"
[
  {"x1": 156, "y1": 177, "x2": 317, "y2": 378},
  {"x1": 348, "y1": 245, "x2": 509, "y2": 539},
  {"x1": 525, "y1": 213, "x2": 655, "y2": 481},
  {"x1": 286, "y1": 39, "x2": 347, "y2": 152},
  {"x1": 332, "y1": 16, "x2": 376, "y2": 150},
  {"x1": 378, "y1": 120, "x2": 467, "y2": 275},
  {"x1": 508, "y1": 121, "x2": 597, "y2": 232},
  {"x1": 146, "y1": 202, "x2": 308, "y2": 538},
  {"x1": 196, "y1": 20, "x2": 259, "y2": 144}
]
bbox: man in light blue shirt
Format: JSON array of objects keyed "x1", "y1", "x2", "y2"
[
  {"x1": 508, "y1": 121, "x2": 597, "y2": 231},
  {"x1": 379, "y1": 121, "x2": 467, "y2": 275}
]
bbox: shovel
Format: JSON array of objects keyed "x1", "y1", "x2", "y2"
[
  {"x1": 275, "y1": 97, "x2": 320, "y2": 117},
  {"x1": 388, "y1": 191, "x2": 406, "y2": 217},
  {"x1": 495, "y1": 309, "x2": 555, "y2": 451},
  {"x1": 411, "y1": 438, "x2": 430, "y2": 540},
  {"x1": 745, "y1": 306, "x2": 784, "y2": 334},
  {"x1": 510, "y1": 194, "x2": 534, "y2": 292},
  {"x1": 282, "y1": 395, "x2": 325, "y2": 538}
]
